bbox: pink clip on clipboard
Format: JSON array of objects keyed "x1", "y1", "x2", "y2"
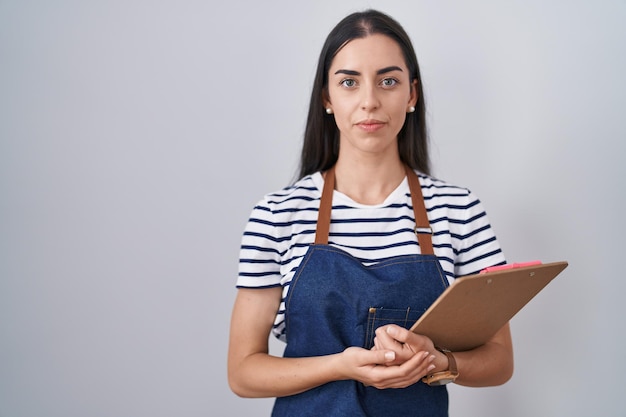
[{"x1": 479, "y1": 260, "x2": 542, "y2": 274}]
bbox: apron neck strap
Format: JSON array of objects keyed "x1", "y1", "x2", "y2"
[
  {"x1": 404, "y1": 165, "x2": 434, "y2": 255},
  {"x1": 315, "y1": 165, "x2": 434, "y2": 255},
  {"x1": 315, "y1": 166, "x2": 335, "y2": 245}
]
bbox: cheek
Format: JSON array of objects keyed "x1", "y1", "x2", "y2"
[
  {"x1": 329, "y1": 102, "x2": 353, "y2": 124},
  {"x1": 333, "y1": 112, "x2": 352, "y2": 131},
  {"x1": 390, "y1": 98, "x2": 411, "y2": 119}
]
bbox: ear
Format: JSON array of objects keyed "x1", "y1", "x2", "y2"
[
  {"x1": 322, "y1": 89, "x2": 332, "y2": 111},
  {"x1": 409, "y1": 79, "x2": 419, "y2": 107}
]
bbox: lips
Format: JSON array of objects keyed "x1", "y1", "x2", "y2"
[{"x1": 356, "y1": 119, "x2": 386, "y2": 133}]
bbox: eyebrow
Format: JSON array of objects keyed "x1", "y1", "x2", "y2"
[{"x1": 334, "y1": 66, "x2": 404, "y2": 76}]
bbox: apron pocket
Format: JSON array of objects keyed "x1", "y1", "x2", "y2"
[{"x1": 364, "y1": 307, "x2": 424, "y2": 349}]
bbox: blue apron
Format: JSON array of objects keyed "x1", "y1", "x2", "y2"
[{"x1": 272, "y1": 166, "x2": 450, "y2": 417}]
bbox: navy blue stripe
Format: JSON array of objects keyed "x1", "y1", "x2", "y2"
[
  {"x1": 240, "y1": 244, "x2": 280, "y2": 254},
  {"x1": 236, "y1": 283, "x2": 282, "y2": 289},
  {"x1": 243, "y1": 231, "x2": 284, "y2": 243},
  {"x1": 248, "y1": 217, "x2": 317, "y2": 228},
  {"x1": 277, "y1": 242, "x2": 312, "y2": 259},
  {"x1": 426, "y1": 199, "x2": 480, "y2": 212},
  {"x1": 450, "y1": 224, "x2": 491, "y2": 241},
  {"x1": 330, "y1": 215, "x2": 415, "y2": 224},
  {"x1": 239, "y1": 271, "x2": 279, "y2": 278},
  {"x1": 266, "y1": 195, "x2": 319, "y2": 204},
  {"x1": 455, "y1": 249, "x2": 504, "y2": 268},
  {"x1": 272, "y1": 206, "x2": 319, "y2": 215},
  {"x1": 243, "y1": 230, "x2": 316, "y2": 244},
  {"x1": 330, "y1": 227, "x2": 416, "y2": 238},
  {"x1": 446, "y1": 211, "x2": 487, "y2": 225},
  {"x1": 437, "y1": 256, "x2": 454, "y2": 268},
  {"x1": 252, "y1": 204, "x2": 271, "y2": 213},
  {"x1": 456, "y1": 236, "x2": 498, "y2": 256},
  {"x1": 433, "y1": 242, "x2": 453, "y2": 251},
  {"x1": 239, "y1": 258, "x2": 279, "y2": 264}
]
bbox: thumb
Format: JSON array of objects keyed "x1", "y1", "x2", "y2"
[{"x1": 385, "y1": 324, "x2": 409, "y2": 342}]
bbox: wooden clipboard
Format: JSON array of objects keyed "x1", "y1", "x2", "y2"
[{"x1": 409, "y1": 261, "x2": 568, "y2": 351}]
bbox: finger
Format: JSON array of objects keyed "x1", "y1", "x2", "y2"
[
  {"x1": 385, "y1": 325, "x2": 432, "y2": 352},
  {"x1": 370, "y1": 351, "x2": 435, "y2": 389},
  {"x1": 403, "y1": 350, "x2": 436, "y2": 374},
  {"x1": 374, "y1": 352, "x2": 435, "y2": 388},
  {"x1": 384, "y1": 324, "x2": 414, "y2": 343},
  {"x1": 375, "y1": 325, "x2": 405, "y2": 349},
  {"x1": 357, "y1": 347, "x2": 397, "y2": 365},
  {"x1": 372, "y1": 334, "x2": 380, "y2": 351}
]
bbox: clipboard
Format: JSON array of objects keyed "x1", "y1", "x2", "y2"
[{"x1": 409, "y1": 261, "x2": 568, "y2": 351}]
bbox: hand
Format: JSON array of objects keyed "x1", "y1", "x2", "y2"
[
  {"x1": 372, "y1": 324, "x2": 440, "y2": 367},
  {"x1": 339, "y1": 346, "x2": 435, "y2": 389}
]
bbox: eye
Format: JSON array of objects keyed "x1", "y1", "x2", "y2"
[
  {"x1": 381, "y1": 78, "x2": 398, "y2": 88},
  {"x1": 340, "y1": 78, "x2": 357, "y2": 88}
]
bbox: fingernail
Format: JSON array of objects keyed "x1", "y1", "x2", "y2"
[
  {"x1": 386, "y1": 326, "x2": 396, "y2": 335},
  {"x1": 385, "y1": 351, "x2": 395, "y2": 361},
  {"x1": 429, "y1": 355, "x2": 436, "y2": 362},
  {"x1": 428, "y1": 364, "x2": 436, "y2": 371}
]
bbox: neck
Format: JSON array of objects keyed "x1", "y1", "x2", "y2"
[{"x1": 333, "y1": 157, "x2": 406, "y2": 205}]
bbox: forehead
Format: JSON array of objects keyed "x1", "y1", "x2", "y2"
[{"x1": 330, "y1": 34, "x2": 407, "y2": 72}]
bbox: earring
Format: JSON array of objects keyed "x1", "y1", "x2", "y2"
[
  {"x1": 407, "y1": 106, "x2": 416, "y2": 113},
  {"x1": 326, "y1": 108, "x2": 333, "y2": 114}
]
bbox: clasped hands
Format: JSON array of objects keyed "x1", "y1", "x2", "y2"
[{"x1": 340, "y1": 324, "x2": 445, "y2": 389}]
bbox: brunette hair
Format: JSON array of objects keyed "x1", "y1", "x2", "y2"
[{"x1": 297, "y1": 9, "x2": 430, "y2": 179}]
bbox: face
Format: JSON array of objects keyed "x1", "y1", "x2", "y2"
[{"x1": 325, "y1": 34, "x2": 417, "y2": 159}]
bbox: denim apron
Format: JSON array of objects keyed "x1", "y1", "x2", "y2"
[{"x1": 272, "y1": 166, "x2": 450, "y2": 417}]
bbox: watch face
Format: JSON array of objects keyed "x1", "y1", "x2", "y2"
[{"x1": 423, "y1": 371, "x2": 458, "y2": 386}]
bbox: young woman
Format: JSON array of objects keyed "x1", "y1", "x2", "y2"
[{"x1": 228, "y1": 9, "x2": 513, "y2": 416}]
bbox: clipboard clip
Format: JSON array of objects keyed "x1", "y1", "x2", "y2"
[{"x1": 479, "y1": 260, "x2": 542, "y2": 274}]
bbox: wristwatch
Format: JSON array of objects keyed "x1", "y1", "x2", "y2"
[{"x1": 422, "y1": 348, "x2": 459, "y2": 386}]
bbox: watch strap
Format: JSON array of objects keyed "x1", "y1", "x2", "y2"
[{"x1": 441, "y1": 349, "x2": 458, "y2": 375}]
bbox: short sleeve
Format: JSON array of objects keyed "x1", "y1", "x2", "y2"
[
  {"x1": 452, "y1": 190, "x2": 506, "y2": 277},
  {"x1": 236, "y1": 197, "x2": 283, "y2": 289}
]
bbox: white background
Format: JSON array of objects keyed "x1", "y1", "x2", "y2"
[{"x1": 1, "y1": 1, "x2": 624, "y2": 416}]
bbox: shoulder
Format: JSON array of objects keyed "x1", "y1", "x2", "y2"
[
  {"x1": 254, "y1": 173, "x2": 322, "y2": 211},
  {"x1": 412, "y1": 172, "x2": 506, "y2": 275},
  {"x1": 245, "y1": 173, "x2": 323, "y2": 230},
  {"x1": 413, "y1": 172, "x2": 479, "y2": 208}
]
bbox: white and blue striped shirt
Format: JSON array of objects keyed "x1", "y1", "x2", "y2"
[{"x1": 237, "y1": 170, "x2": 506, "y2": 340}]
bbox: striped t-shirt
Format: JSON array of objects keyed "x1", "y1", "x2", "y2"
[{"x1": 237, "y1": 170, "x2": 506, "y2": 341}]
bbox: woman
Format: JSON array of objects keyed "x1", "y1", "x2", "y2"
[{"x1": 228, "y1": 9, "x2": 513, "y2": 416}]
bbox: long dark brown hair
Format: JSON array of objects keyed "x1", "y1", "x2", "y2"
[{"x1": 297, "y1": 9, "x2": 430, "y2": 180}]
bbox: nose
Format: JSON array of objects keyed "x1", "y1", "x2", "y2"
[{"x1": 360, "y1": 83, "x2": 380, "y2": 111}]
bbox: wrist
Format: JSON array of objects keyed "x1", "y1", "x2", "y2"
[
  {"x1": 432, "y1": 348, "x2": 449, "y2": 373},
  {"x1": 422, "y1": 348, "x2": 459, "y2": 386},
  {"x1": 332, "y1": 351, "x2": 350, "y2": 381}
]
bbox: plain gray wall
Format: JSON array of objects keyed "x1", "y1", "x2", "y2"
[{"x1": 1, "y1": 1, "x2": 624, "y2": 416}]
